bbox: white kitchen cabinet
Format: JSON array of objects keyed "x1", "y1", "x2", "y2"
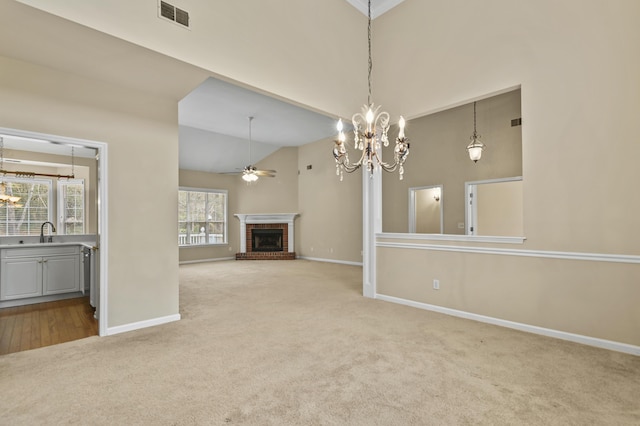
[
  {"x1": 0, "y1": 245, "x2": 81, "y2": 301},
  {"x1": 43, "y1": 255, "x2": 80, "y2": 295},
  {"x1": 0, "y1": 257, "x2": 41, "y2": 300}
]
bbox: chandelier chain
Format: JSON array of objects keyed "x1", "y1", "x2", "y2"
[
  {"x1": 473, "y1": 102, "x2": 477, "y2": 134},
  {"x1": 367, "y1": 0, "x2": 372, "y2": 106}
]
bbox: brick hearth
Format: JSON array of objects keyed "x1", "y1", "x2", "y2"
[{"x1": 235, "y1": 252, "x2": 296, "y2": 260}]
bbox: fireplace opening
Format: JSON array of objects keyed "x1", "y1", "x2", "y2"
[{"x1": 251, "y1": 229, "x2": 283, "y2": 252}]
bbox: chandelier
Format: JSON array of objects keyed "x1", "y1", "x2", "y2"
[
  {"x1": 333, "y1": 0, "x2": 410, "y2": 181},
  {"x1": 467, "y1": 101, "x2": 486, "y2": 162}
]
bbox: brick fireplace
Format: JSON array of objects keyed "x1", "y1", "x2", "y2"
[{"x1": 234, "y1": 213, "x2": 299, "y2": 260}]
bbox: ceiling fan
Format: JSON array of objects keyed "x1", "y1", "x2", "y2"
[{"x1": 241, "y1": 116, "x2": 276, "y2": 182}]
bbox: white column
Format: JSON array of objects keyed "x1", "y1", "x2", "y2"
[
  {"x1": 235, "y1": 214, "x2": 247, "y2": 253},
  {"x1": 362, "y1": 167, "x2": 382, "y2": 298}
]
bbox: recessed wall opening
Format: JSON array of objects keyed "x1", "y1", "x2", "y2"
[{"x1": 382, "y1": 87, "x2": 523, "y2": 238}]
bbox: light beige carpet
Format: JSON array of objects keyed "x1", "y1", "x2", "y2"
[{"x1": 1, "y1": 260, "x2": 638, "y2": 425}]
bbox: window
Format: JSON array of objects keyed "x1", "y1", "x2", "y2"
[
  {"x1": 178, "y1": 188, "x2": 227, "y2": 246},
  {"x1": 58, "y1": 179, "x2": 85, "y2": 235},
  {"x1": 0, "y1": 178, "x2": 51, "y2": 236}
]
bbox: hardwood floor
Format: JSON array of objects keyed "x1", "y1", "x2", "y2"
[{"x1": 0, "y1": 297, "x2": 98, "y2": 355}]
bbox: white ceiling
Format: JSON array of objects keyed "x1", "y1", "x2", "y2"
[{"x1": 0, "y1": 0, "x2": 406, "y2": 173}]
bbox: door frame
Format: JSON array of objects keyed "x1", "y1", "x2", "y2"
[
  {"x1": 0, "y1": 127, "x2": 109, "y2": 336},
  {"x1": 465, "y1": 176, "x2": 522, "y2": 236},
  {"x1": 408, "y1": 184, "x2": 444, "y2": 234}
]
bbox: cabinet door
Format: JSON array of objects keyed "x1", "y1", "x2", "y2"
[
  {"x1": 43, "y1": 255, "x2": 80, "y2": 295},
  {"x1": 0, "y1": 258, "x2": 42, "y2": 300}
]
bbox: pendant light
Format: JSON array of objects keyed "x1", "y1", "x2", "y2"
[{"x1": 467, "y1": 101, "x2": 486, "y2": 163}]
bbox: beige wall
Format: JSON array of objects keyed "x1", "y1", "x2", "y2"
[
  {"x1": 0, "y1": 55, "x2": 180, "y2": 328},
  {"x1": 17, "y1": 0, "x2": 367, "y2": 119},
  {"x1": 377, "y1": 0, "x2": 640, "y2": 254},
  {"x1": 375, "y1": 0, "x2": 640, "y2": 346},
  {"x1": 383, "y1": 90, "x2": 522, "y2": 234},
  {"x1": 377, "y1": 246, "x2": 640, "y2": 346},
  {"x1": 476, "y1": 180, "x2": 523, "y2": 236},
  {"x1": 298, "y1": 138, "x2": 363, "y2": 264},
  {"x1": 415, "y1": 188, "x2": 441, "y2": 234},
  {"x1": 236, "y1": 147, "x2": 299, "y2": 215}
]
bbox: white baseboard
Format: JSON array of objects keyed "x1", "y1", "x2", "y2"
[
  {"x1": 297, "y1": 256, "x2": 363, "y2": 267},
  {"x1": 179, "y1": 257, "x2": 234, "y2": 265},
  {"x1": 106, "y1": 313, "x2": 181, "y2": 336},
  {"x1": 375, "y1": 293, "x2": 640, "y2": 356}
]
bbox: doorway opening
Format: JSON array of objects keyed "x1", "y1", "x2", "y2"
[
  {"x1": 465, "y1": 177, "x2": 523, "y2": 236},
  {"x1": 0, "y1": 127, "x2": 108, "y2": 352},
  {"x1": 408, "y1": 185, "x2": 444, "y2": 234}
]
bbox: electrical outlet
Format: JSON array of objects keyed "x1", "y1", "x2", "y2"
[{"x1": 433, "y1": 279, "x2": 440, "y2": 290}]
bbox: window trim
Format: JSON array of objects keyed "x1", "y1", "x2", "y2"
[
  {"x1": 178, "y1": 187, "x2": 228, "y2": 247},
  {"x1": 57, "y1": 178, "x2": 85, "y2": 235}
]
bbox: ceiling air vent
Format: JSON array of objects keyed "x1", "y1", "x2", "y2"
[
  {"x1": 159, "y1": 1, "x2": 190, "y2": 28},
  {"x1": 511, "y1": 118, "x2": 522, "y2": 127}
]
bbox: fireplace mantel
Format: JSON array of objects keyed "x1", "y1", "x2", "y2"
[{"x1": 235, "y1": 213, "x2": 299, "y2": 253}]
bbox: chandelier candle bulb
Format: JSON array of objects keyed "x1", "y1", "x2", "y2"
[
  {"x1": 366, "y1": 108, "x2": 374, "y2": 125},
  {"x1": 337, "y1": 119, "x2": 346, "y2": 143},
  {"x1": 398, "y1": 116, "x2": 405, "y2": 139}
]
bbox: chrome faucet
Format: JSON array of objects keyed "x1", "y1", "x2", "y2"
[{"x1": 40, "y1": 221, "x2": 56, "y2": 243}]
